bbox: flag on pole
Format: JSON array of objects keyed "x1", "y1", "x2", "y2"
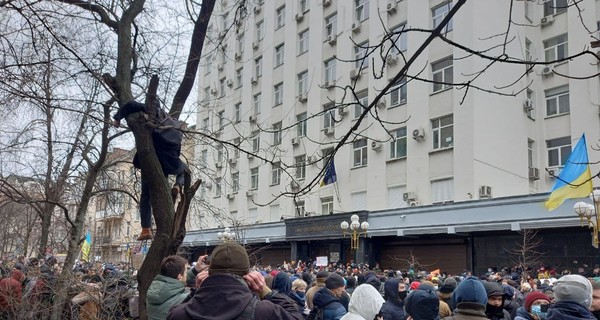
[
  {"x1": 81, "y1": 231, "x2": 91, "y2": 262},
  {"x1": 320, "y1": 159, "x2": 337, "y2": 187},
  {"x1": 545, "y1": 133, "x2": 593, "y2": 210}
]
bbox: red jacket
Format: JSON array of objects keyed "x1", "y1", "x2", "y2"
[{"x1": 0, "y1": 269, "x2": 24, "y2": 310}]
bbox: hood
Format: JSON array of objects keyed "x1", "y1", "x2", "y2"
[
  {"x1": 515, "y1": 306, "x2": 531, "y2": 319},
  {"x1": 384, "y1": 278, "x2": 401, "y2": 302},
  {"x1": 147, "y1": 275, "x2": 185, "y2": 305},
  {"x1": 181, "y1": 274, "x2": 253, "y2": 319},
  {"x1": 452, "y1": 277, "x2": 487, "y2": 307},
  {"x1": 272, "y1": 272, "x2": 291, "y2": 294},
  {"x1": 313, "y1": 287, "x2": 339, "y2": 308},
  {"x1": 483, "y1": 281, "x2": 506, "y2": 298},
  {"x1": 405, "y1": 287, "x2": 440, "y2": 320},
  {"x1": 348, "y1": 284, "x2": 385, "y2": 320},
  {"x1": 546, "y1": 301, "x2": 596, "y2": 320}
]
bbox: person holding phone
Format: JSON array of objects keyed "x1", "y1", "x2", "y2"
[{"x1": 514, "y1": 291, "x2": 550, "y2": 320}]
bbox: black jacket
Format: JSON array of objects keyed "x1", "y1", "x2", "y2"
[{"x1": 381, "y1": 278, "x2": 406, "y2": 320}]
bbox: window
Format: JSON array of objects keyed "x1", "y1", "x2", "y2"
[
  {"x1": 256, "y1": 20, "x2": 264, "y2": 40},
  {"x1": 233, "y1": 137, "x2": 241, "y2": 158},
  {"x1": 251, "y1": 131, "x2": 260, "y2": 152},
  {"x1": 202, "y1": 117, "x2": 209, "y2": 131},
  {"x1": 250, "y1": 167, "x2": 259, "y2": 189},
  {"x1": 205, "y1": 54, "x2": 212, "y2": 74},
  {"x1": 431, "y1": 179, "x2": 454, "y2": 203},
  {"x1": 390, "y1": 127, "x2": 407, "y2": 159},
  {"x1": 271, "y1": 162, "x2": 281, "y2": 185},
  {"x1": 325, "y1": 14, "x2": 337, "y2": 37},
  {"x1": 299, "y1": 0, "x2": 308, "y2": 13},
  {"x1": 234, "y1": 103, "x2": 241, "y2": 123},
  {"x1": 544, "y1": 0, "x2": 567, "y2": 16},
  {"x1": 200, "y1": 150, "x2": 208, "y2": 168},
  {"x1": 528, "y1": 139, "x2": 535, "y2": 168},
  {"x1": 432, "y1": 56, "x2": 453, "y2": 92},
  {"x1": 354, "y1": 42, "x2": 369, "y2": 69},
  {"x1": 215, "y1": 178, "x2": 222, "y2": 197},
  {"x1": 323, "y1": 104, "x2": 336, "y2": 128},
  {"x1": 295, "y1": 155, "x2": 306, "y2": 179},
  {"x1": 354, "y1": 91, "x2": 368, "y2": 119},
  {"x1": 297, "y1": 112, "x2": 307, "y2": 137},
  {"x1": 544, "y1": 34, "x2": 568, "y2": 62},
  {"x1": 390, "y1": 78, "x2": 407, "y2": 106},
  {"x1": 432, "y1": 2, "x2": 453, "y2": 32},
  {"x1": 295, "y1": 200, "x2": 305, "y2": 217},
  {"x1": 253, "y1": 93, "x2": 261, "y2": 114},
  {"x1": 237, "y1": 37, "x2": 244, "y2": 54},
  {"x1": 355, "y1": 0, "x2": 369, "y2": 21},
  {"x1": 255, "y1": 56, "x2": 262, "y2": 78},
  {"x1": 391, "y1": 24, "x2": 408, "y2": 54},
  {"x1": 276, "y1": 6, "x2": 285, "y2": 29},
  {"x1": 217, "y1": 145, "x2": 224, "y2": 163},
  {"x1": 353, "y1": 139, "x2": 368, "y2": 167},
  {"x1": 321, "y1": 197, "x2": 334, "y2": 215},
  {"x1": 298, "y1": 71, "x2": 308, "y2": 96},
  {"x1": 524, "y1": 1, "x2": 532, "y2": 21},
  {"x1": 275, "y1": 44, "x2": 285, "y2": 67},
  {"x1": 526, "y1": 89, "x2": 534, "y2": 118},
  {"x1": 219, "y1": 78, "x2": 226, "y2": 98},
  {"x1": 274, "y1": 83, "x2": 283, "y2": 106},
  {"x1": 545, "y1": 85, "x2": 569, "y2": 116},
  {"x1": 222, "y1": 13, "x2": 229, "y2": 30},
  {"x1": 324, "y1": 59, "x2": 336, "y2": 83},
  {"x1": 547, "y1": 136, "x2": 571, "y2": 167},
  {"x1": 232, "y1": 172, "x2": 239, "y2": 193},
  {"x1": 236, "y1": 68, "x2": 243, "y2": 88},
  {"x1": 273, "y1": 122, "x2": 282, "y2": 145},
  {"x1": 525, "y1": 38, "x2": 533, "y2": 72},
  {"x1": 321, "y1": 147, "x2": 334, "y2": 167},
  {"x1": 432, "y1": 114, "x2": 454, "y2": 150},
  {"x1": 298, "y1": 30, "x2": 309, "y2": 55}
]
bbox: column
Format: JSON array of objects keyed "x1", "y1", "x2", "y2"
[{"x1": 290, "y1": 241, "x2": 298, "y2": 262}]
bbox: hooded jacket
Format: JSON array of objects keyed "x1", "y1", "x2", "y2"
[
  {"x1": 513, "y1": 307, "x2": 533, "y2": 320},
  {"x1": 146, "y1": 274, "x2": 188, "y2": 320},
  {"x1": 167, "y1": 273, "x2": 303, "y2": 320},
  {"x1": 405, "y1": 285, "x2": 440, "y2": 320},
  {"x1": 273, "y1": 272, "x2": 305, "y2": 313},
  {"x1": 380, "y1": 278, "x2": 406, "y2": 320},
  {"x1": 306, "y1": 273, "x2": 327, "y2": 310},
  {"x1": 341, "y1": 284, "x2": 384, "y2": 320},
  {"x1": 313, "y1": 287, "x2": 347, "y2": 320},
  {"x1": 0, "y1": 269, "x2": 23, "y2": 311},
  {"x1": 545, "y1": 301, "x2": 596, "y2": 320},
  {"x1": 443, "y1": 277, "x2": 489, "y2": 320},
  {"x1": 482, "y1": 281, "x2": 512, "y2": 320}
]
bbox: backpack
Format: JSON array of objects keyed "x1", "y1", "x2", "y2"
[
  {"x1": 235, "y1": 295, "x2": 259, "y2": 320},
  {"x1": 306, "y1": 301, "x2": 335, "y2": 320}
]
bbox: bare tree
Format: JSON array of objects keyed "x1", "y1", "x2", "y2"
[{"x1": 507, "y1": 228, "x2": 545, "y2": 284}]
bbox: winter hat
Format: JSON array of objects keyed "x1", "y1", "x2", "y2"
[
  {"x1": 452, "y1": 277, "x2": 488, "y2": 307},
  {"x1": 208, "y1": 242, "x2": 250, "y2": 277},
  {"x1": 524, "y1": 291, "x2": 550, "y2": 312},
  {"x1": 325, "y1": 273, "x2": 346, "y2": 290},
  {"x1": 405, "y1": 285, "x2": 440, "y2": 320},
  {"x1": 316, "y1": 270, "x2": 330, "y2": 284},
  {"x1": 483, "y1": 281, "x2": 506, "y2": 298},
  {"x1": 410, "y1": 281, "x2": 421, "y2": 291},
  {"x1": 553, "y1": 274, "x2": 593, "y2": 309},
  {"x1": 439, "y1": 277, "x2": 457, "y2": 293}
]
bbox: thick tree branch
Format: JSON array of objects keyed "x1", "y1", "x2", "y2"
[{"x1": 52, "y1": 0, "x2": 119, "y2": 31}]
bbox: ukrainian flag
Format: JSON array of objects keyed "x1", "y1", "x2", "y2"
[
  {"x1": 81, "y1": 231, "x2": 91, "y2": 261},
  {"x1": 320, "y1": 159, "x2": 337, "y2": 187},
  {"x1": 545, "y1": 134, "x2": 593, "y2": 210}
]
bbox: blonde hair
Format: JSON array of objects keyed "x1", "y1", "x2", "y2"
[{"x1": 292, "y1": 279, "x2": 308, "y2": 291}]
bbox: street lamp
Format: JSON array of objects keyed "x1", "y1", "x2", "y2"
[
  {"x1": 340, "y1": 214, "x2": 369, "y2": 250},
  {"x1": 217, "y1": 227, "x2": 236, "y2": 243},
  {"x1": 573, "y1": 190, "x2": 600, "y2": 248}
]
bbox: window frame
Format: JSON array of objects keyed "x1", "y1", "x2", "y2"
[
  {"x1": 545, "y1": 85, "x2": 569, "y2": 117},
  {"x1": 297, "y1": 112, "x2": 307, "y2": 137},
  {"x1": 323, "y1": 104, "x2": 336, "y2": 129},
  {"x1": 390, "y1": 77, "x2": 407, "y2": 106},
  {"x1": 354, "y1": 42, "x2": 369, "y2": 69},
  {"x1": 298, "y1": 29, "x2": 309, "y2": 55},
  {"x1": 295, "y1": 155, "x2": 306, "y2": 179},
  {"x1": 391, "y1": 24, "x2": 408, "y2": 54},
  {"x1": 353, "y1": 139, "x2": 368, "y2": 167},
  {"x1": 432, "y1": 2, "x2": 453, "y2": 32},
  {"x1": 390, "y1": 127, "x2": 407, "y2": 159},
  {"x1": 297, "y1": 71, "x2": 308, "y2": 96},
  {"x1": 355, "y1": 0, "x2": 369, "y2": 21},
  {"x1": 432, "y1": 114, "x2": 454, "y2": 150},
  {"x1": 324, "y1": 58, "x2": 336, "y2": 83},
  {"x1": 271, "y1": 162, "x2": 282, "y2": 185},
  {"x1": 250, "y1": 167, "x2": 259, "y2": 190},
  {"x1": 236, "y1": 68, "x2": 243, "y2": 88},
  {"x1": 273, "y1": 122, "x2": 282, "y2": 145},
  {"x1": 546, "y1": 136, "x2": 571, "y2": 167},
  {"x1": 274, "y1": 83, "x2": 283, "y2": 106},
  {"x1": 325, "y1": 14, "x2": 337, "y2": 37},
  {"x1": 256, "y1": 20, "x2": 265, "y2": 41},
  {"x1": 251, "y1": 131, "x2": 260, "y2": 153},
  {"x1": 431, "y1": 56, "x2": 453, "y2": 93},
  {"x1": 544, "y1": 34, "x2": 568, "y2": 63},
  {"x1": 253, "y1": 93, "x2": 261, "y2": 115},
  {"x1": 321, "y1": 196, "x2": 334, "y2": 215},
  {"x1": 275, "y1": 44, "x2": 285, "y2": 67},
  {"x1": 353, "y1": 91, "x2": 368, "y2": 119},
  {"x1": 276, "y1": 6, "x2": 286, "y2": 29}
]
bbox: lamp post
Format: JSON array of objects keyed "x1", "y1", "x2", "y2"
[
  {"x1": 217, "y1": 227, "x2": 236, "y2": 243},
  {"x1": 340, "y1": 214, "x2": 369, "y2": 250},
  {"x1": 573, "y1": 190, "x2": 600, "y2": 248}
]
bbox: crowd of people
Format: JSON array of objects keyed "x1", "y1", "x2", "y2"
[{"x1": 3, "y1": 246, "x2": 600, "y2": 320}]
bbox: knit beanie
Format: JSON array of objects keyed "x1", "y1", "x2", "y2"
[
  {"x1": 208, "y1": 242, "x2": 250, "y2": 277},
  {"x1": 452, "y1": 277, "x2": 488, "y2": 307},
  {"x1": 439, "y1": 277, "x2": 457, "y2": 293},
  {"x1": 316, "y1": 270, "x2": 329, "y2": 284},
  {"x1": 524, "y1": 291, "x2": 550, "y2": 312},
  {"x1": 325, "y1": 273, "x2": 346, "y2": 290},
  {"x1": 553, "y1": 274, "x2": 593, "y2": 309}
]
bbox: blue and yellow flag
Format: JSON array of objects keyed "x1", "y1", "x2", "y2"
[
  {"x1": 320, "y1": 159, "x2": 337, "y2": 187},
  {"x1": 81, "y1": 230, "x2": 91, "y2": 261},
  {"x1": 545, "y1": 134, "x2": 593, "y2": 210}
]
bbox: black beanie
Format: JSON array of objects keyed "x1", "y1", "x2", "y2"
[{"x1": 325, "y1": 273, "x2": 345, "y2": 290}]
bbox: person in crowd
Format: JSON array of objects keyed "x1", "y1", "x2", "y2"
[
  {"x1": 546, "y1": 274, "x2": 596, "y2": 320},
  {"x1": 592, "y1": 281, "x2": 600, "y2": 320},
  {"x1": 345, "y1": 276, "x2": 357, "y2": 296},
  {"x1": 443, "y1": 277, "x2": 489, "y2": 320},
  {"x1": 146, "y1": 255, "x2": 189, "y2": 320},
  {"x1": 273, "y1": 272, "x2": 305, "y2": 315},
  {"x1": 291, "y1": 278, "x2": 309, "y2": 315},
  {"x1": 380, "y1": 277, "x2": 407, "y2": 320},
  {"x1": 168, "y1": 242, "x2": 303, "y2": 320},
  {"x1": 306, "y1": 270, "x2": 329, "y2": 310},
  {"x1": 514, "y1": 291, "x2": 550, "y2": 320},
  {"x1": 501, "y1": 283, "x2": 520, "y2": 319},
  {"x1": 341, "y1": 284, "x2": 385, "y2": 320},
  {"x1": 483, "y1": 281, "x2": 512, "y2": 320},
  {"x1": 0, "y1": 268, "x2": 24, "y2": 319},
  {"x1": 439, "y1": 277, "x2": 457, "y2": 307},
  {"x1": 405, "y1": 282, "x2": 440, "y2": 320},
  {"x1": 311, "y1": 273, "x2": 347, "y2": 320}
]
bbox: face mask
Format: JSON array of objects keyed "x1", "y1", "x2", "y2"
[
  {"x1": 531, "y1": 305, "x2": 547, "y2": 319},
  {"x1": 398, "y1": 291, "x2": 408, "y2": 300}
]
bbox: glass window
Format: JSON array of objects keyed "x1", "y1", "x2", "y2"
[
  {"x1": 431, "y1": 179, "x2": 454, "y2": 203},
  {"x1": 391, "y1": 24, "x2": 408, "y2": 54},
  {"x1": 232, "y1": 172, "x2": 239, "y2": 193},
  {"x1": 354, "y1": 91, "x2": 368, "y2": 119},
  {"x1": 324, "y1": 59, "x2": 336, "y2": 83},
  {"x1": 432, "y1": 114, "x2": 454, "y2": 150},
  {"x1": 295, "y1": 155, "x2": 306, "y2": 179},
  {"x1": 547, "y1": 136, "x2": 571, "y2": 167},
  {"x1": 253, "y1": 93, "x2": 261, "y2": 114},
  {"x1": 323, "y1": 104, "x2": 336, "y2": 128},
  {"x1": 255, "y1": 56, "x2": 262, "y2": 78},
  {"x1": 273, "y1": 122, "x2": 282, "y2": 145},
  {"x1": 525, "y1": 38, "x2": 533, "y2": 72},
  {"x1": 217, "y1": 111, "x2": 225, "y2": 129},
  {"x1": 256, "y1": 20, "x2": 264, "y2": 40},
  {"x1": 233, "y1": 137, "x2": 241, "y2": 158},
  {"x1": 295, "y1": 200, "x2": 305, "y2": 217},
  {"x1": 251, "y1": 131, "x2": 260, "y2": 152},
  {"x1": 432, "y1": 2, "x2": 453, "y2": 32},
  {"x1": 322, "y1": 147, "x2": 334, "y2": 167},
  {"x1": 250, "y1": 167, "x2": 259, "y2": 189},
  {"x1": 205, "y1": 54, "x2": 212, "y2": 74},
  {"x1": 202, "y1": 117, "x2": 209, "y2": 131},
  {"x1": 526, "y1": 89, "x2": 534, "y2": 119},
  {"x1": 271, "y1": 162, "x2": 281, "y2": 185},
  {"x1": 200, "y1": 150, "x2": 208, "y2": 168},
  {"x1": 236, "y1": 68, "x2": 243, "y2": 88},
  {"x1": 544, "y1": 0, "x2": 568, "y2": 16},
  {"x1": 528, "y1": 139, "x2": 535, "y2": 168},
  {"x1": 353, "y1": 139, "x2": 368, "y2": 167},
  {"x1": 545, "y1": 85, "x2": 569, "y2": 116},
  {"x1": 237, "y1": 36, "x2": 244, "y2": 54},
  {"x1": 274, "y1": 83, "x2": 283, "y2": 106},
  {"x1": 276, "y1": 6, "x2": 285, "y2": 29},
  {"x1": 234, "y1": 103, "x2": 241, "y2": 123},
  {"x1": 354, "y1": 42, "x2": 369, "y2": 69},
  {"x1": 298, "y1": 29, "x2": 309, "y2": 55},
  {"x1": 432, "y1": 56, "x2": 453, "y2": 92},
  {"x1": 222, "y1": 13, "x2": 228, "y2": 30},
  {"x1": 219, "y1": 78, "x2": 226, "y2": 98},
  {"x1": 544, "y1": 34, "x2": 568, "y2": 62},
  {"x1": 525, "y1": 1, "x2": 532, "y2": 21},
  {"x1": 215, "y1": 178, "x2": 222, "y2": 197},
  {"x1": 299, "y1": 0, "x2": 308, "y2": 13},
  {"x1": 217, "y1": 145, "x2": 224, "y2": 163},
  {"x1": 390, "y1": 78, "x2": 407, "y2": 106},
  {"x1": 325, "y1": 14, "x2": 337, "y2": 37},
  {"x1": 321, "y1": 196, "x2": 334, "y2": 215},
  {"x1": 298, "y1": 71, "x2": 308, "y2": 96},
  {"x1": 297, "y1": 112, "x2": 307, "y2": 137},
  {"x1": 390, "y1": 127, "x2": 407, "y2": 159},
  {"x1": 355, "y1": 0, "x2": 369, "y2": 21},
  {"x1": 275, "y1": 44, "x2": 285, "y2": 67}
]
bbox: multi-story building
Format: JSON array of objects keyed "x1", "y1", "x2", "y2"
[{"x1": 189, "y1": 0, "x2": 600, "y2": 271}]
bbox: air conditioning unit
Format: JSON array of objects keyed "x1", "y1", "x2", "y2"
[
  {"x1": 217, "y1": 64, "x2": 224, "y2": 71},
  {"x1": 253, "y1": 6, "x2": 261, "y2": 14},
  {"x1": 403, "y1": 192, "x2": 417, "y2": 201},
  {"x1": 215, "y1": 162, "x2": 223, "y2": 169},
  {"x1": 386, "y1": 1, "x2": 397, "y2": 14},
  {"x1": 349, "y1": 68, "x2": 361, "y2": 80},
  {"x1": 523, "y1": 98, "x2": 533, "y2": 112},
  {"x1": 386, "y1": 55, "x2": 398, "y2": 66},
  {"x1": 226, "y1": 79, "x2": 234, "y2": 87},
  {"x1": 409, "y1": 201, "x2": 420, "y2": 207},
  {"x1": 322, "y1": 0, "x2": 331, "y2": 7},
  {"x1": 352, "y1": 21, "x2": 361, "y2": 33},
  {"x1": 323, "y1": 80, "x2": 335, "y2": 89},
  {"x1": 479, "y1": 185, "x2": 492, "y2": 198},
  {"x1": 528, "y1": 167, "x2": 540, "y2": 181},
  {"x1": 338, "y1": 106, "x2": 348, "y2": 115},
  {"x1": 540, "y1": 15, "x2": 554, "y2": 27},
  {"x1": 249, "y1": 115, "x2": 256, "y2": 123},
  {"x1": 323, "y1": 126, "x2": 335, "y2": 135},
  {"x1": 412, "y1": 128, "x2": 425, "y2": 141},
  {"x1": 541, "y1": 66, "x2": 554, "y2": 76},
  {"x1": 326, "y1": 34, "x2": 337, "y2": 45},
  {"x1": 377, "y1": 100, "x2": 386, "y2": 109},
  {"x1": 291, "y1": 137, "x2": 300, "y2": 146},
  {"x1": 295, "y1": 12, "x2": 304, "y2": 22},
  {"x1": 298, "y1": 93, "x2": 308, "y2": 102},
  {"x1": 371, "y1": 141, "x2": 382, "y2": 151},
  {"x1": 210, "y1": 88, "x2": 218, "y2": 95},
  {"x1": 234, "y1": 53, "x2": 241, "y2": 61},
  {"x1": 548, "y1": 168, "x2": 561, "y2": 178},
  {"x1": 251, "y1": 76, "x2": 258, "y2": 85},
  {"x1": 229, "y1": 158, "x2": 237, "y2": 166},
  {"x1": 226, "y1": 193, "x2": 234, "y2": 200},
  {"x1": 307, "y1": 155, "x2": 316, "y2": 163},
  {"x1": 290, "y1": 180, "x2": 300, "y2": 190},
  {"x1": 252, "y1": 41, "x2": 259, "y2": 50},
  {"x1": 246, "y1": 190, "x2": 254, "y2": 197}
]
